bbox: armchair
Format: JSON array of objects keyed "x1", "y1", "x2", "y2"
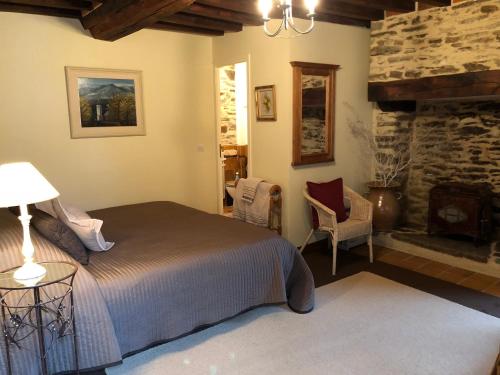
[{"x1": 301, "y1": 184, "x2": 373, "y2": 275}]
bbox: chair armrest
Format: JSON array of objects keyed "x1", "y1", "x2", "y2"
[
  {"x1": 344, "y1": 186, "x2": 373, "y2": 222},
  {"x1": 303, "y1": 188, "x2": 338, "y2": 229}
]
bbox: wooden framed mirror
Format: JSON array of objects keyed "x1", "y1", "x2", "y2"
[{"x1": 290, "y1": 61, "x2": 339, "y2": 166}]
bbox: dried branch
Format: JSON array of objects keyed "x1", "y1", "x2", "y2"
[{"x1": 344, "y1": 102, "x2": 412, "y2": 188}]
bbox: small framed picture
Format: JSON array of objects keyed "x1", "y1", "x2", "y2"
[
  {"x1": 65, "y1": 67, "x2": 145, "y2": 138},
  {"x1": 255, "y1": 85, "x2": 277, "y2": 121}
]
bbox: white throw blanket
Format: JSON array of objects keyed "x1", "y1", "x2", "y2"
[
  {"x1": 240, "y1": 177, "x2": 263, "y2": 204},
  {"x1": 233, "y1": 178, "x2": 271, "y2": 228}
]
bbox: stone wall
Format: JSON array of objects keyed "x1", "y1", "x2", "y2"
[
  {"x1": 370, "y1": 0, "x2": 500, "y2": 82},
  {"x1": 219, "y1": 66, "x2": 236, "y2": 145},
  {"x1": 370, "y1": 0, "x2": 500, "y2": 228}
]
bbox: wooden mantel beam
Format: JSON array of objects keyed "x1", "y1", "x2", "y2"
[
  {"x1": 368, "y1": 70, "x2": 500, "y2": 101},
  {"x1": 81, "y1": 0, "x2": 195, "y2": 41}
]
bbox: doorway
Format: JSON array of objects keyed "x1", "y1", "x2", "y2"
[{"x1": 215, "y1": 62, "x2": 249, "y2": 215}]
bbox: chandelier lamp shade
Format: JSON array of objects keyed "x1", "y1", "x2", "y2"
[
  {"x1": 0, "y1": 162, "x2": 59, "y2": 285},
  {"x1": 258, "y1": 0, "x2": 319, "y2": 37}
]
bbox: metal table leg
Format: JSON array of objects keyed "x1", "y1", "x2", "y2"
[
  {"x1": 1, "y1": 297, "x2": 13, "y2": 375},
  {"x1": 69, "y1": 276, "x2": 79, "y2": 374},
  {"x1": 33, "y1": 288, "x2": 48, "y2": 375}
]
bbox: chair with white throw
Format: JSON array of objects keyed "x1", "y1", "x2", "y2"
[{"x1": 301, "y1": 183, "x2": 373, "y2": 275}]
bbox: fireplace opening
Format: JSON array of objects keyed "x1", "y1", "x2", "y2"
[{"x1": 376, "y1": 100, "x2": 500, "y2": 267}]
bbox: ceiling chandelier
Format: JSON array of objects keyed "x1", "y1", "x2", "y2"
[{"x1": 258, "y1": 0, "x2": 319, "y2": 37}]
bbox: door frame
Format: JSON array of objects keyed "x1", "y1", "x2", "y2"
[{"x1": 213, "y1": 57, "x2": 252, "y2": 215}]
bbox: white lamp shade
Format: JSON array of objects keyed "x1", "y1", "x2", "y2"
[{"x1": 0, "y1": 162, "x2": 59, "y2": 207}]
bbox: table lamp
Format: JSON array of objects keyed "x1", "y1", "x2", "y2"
[{"x1": 0, "y1": 162, "x2": 59, "y2": 282}]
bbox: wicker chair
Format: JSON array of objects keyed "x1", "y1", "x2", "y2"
[{"x1": 300, "y1": 184, "x2": 374, "y2": 275}]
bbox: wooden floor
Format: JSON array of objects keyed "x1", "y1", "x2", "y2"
[
  {"x1": 303, "y1": 240, "x2": 499, "y2": 317},
  {"x1": 353, "y1": 245, "x2": 500, "y2": 297}
]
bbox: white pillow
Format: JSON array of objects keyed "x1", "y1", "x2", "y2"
[{"x1": 52, "y1": 199, "x2": 114, "y2": 252}]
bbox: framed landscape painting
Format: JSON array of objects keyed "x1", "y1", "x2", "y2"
[
  {"x1": 65, "y1": 67, "x2": 145, "y2": 138},
  {"x1": 255, "y1": 85, "x2": 277, "y2": 121}
]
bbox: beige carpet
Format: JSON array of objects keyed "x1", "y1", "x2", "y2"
[{"x1": 107, "y1": 272, "x2": 500, "y2": 375}]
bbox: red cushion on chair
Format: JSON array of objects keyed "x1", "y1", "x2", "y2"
[{"x1": 307, "y1": 178, "x2": 348, "y2": 229}]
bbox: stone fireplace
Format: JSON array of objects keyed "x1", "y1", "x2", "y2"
[{"x1": 368, "y1": 0, "x2": 499, "y2": 268}]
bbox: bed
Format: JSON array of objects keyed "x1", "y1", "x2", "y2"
[{"x1": 0, "y1": 201, "x2": 315, "y2": 374}]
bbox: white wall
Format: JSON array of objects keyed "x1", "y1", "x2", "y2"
[
  {"x1": 213, "y1": 21, "x2": 372, "y2": 245},
  {"x1": 0, "y1": 12, "x2": 218, "y2": 213}
]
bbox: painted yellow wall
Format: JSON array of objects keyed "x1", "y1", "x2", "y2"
[
  {"x1": 213, "y1": 21, "x2": 373, "y2": 245},
  {"x1": 213, "y1": 24, "x2": 294, "y2": 238},
  {"x1": 287, "y1": 21, "x2": 373, "y2": 245},
  {"x1": 0, "y1": 13, "x2": 371, "y2": 246},
  {"x1": 0, "y1": 12, "x2": 218, "y2": 213}
]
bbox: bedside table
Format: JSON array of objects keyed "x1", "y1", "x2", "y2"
[{"x1": 0, "y1": 261, "x2": 79, "y2": 375}]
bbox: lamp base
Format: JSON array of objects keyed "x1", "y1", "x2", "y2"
[{"x1": 14, "y1": 262, "x2": 47, "y2": 281}]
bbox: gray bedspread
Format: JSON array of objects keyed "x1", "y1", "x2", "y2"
[
  {"x1": 87, "y1": 202, "x2": 315, "y2": 356},
  {"x1": 0, "y1": 202, "x2": 314, "y2": 373}
]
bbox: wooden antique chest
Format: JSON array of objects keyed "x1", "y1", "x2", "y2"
[{"x1": 428, "y1": 183, "x2": 493, "y2": 244}]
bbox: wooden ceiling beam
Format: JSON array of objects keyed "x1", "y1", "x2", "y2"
[
  {"x1": 288, "y1": 8, "x2": 370, "y2": 27},
  {"x1": 183, "y1": 3, "x2": 262, "y2": 26},
  {"x1": 418, "y1": 0, "x2": 451, "y2": 6},
  {"x1": 0, "y1": 2, "x2": 81, "y2": 17},
  {"x1": 313, "y1": 12, "x2": 370, "y2": 27},
  {"x1": 318, "y1": 1, "x2": 385, "y2": 21},
  {"x1": 149, "y1": 21, "x2": 224, "y2": 36},
  {"x1": 1, "y1": 0, "x2": 93, "y2": 10},
  {"x1": 163, "y1": 12, "x2": 242, "y2": 32},
  {"x1": 195, "y1": 0, "x2": 369, "y2": 27},
  {"x1": 0, "y1": 0, "x2": 453, "y2": 38},
  {"x1": 194, "y1": 0, "x2": 257, "y2": 15},
  {"x1": 417, "y1": 0, "x2": 451, "y2": 11},
  {"x1": 336, "y1": 0, "x2": 415, "y2": 12},
  {"x1": 82, "y1": 0, "x2": 195, "y2": 41}
]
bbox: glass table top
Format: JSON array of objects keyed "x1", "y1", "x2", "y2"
[{"x1": 0, "y1": 262, "x2": 77, "y2": 290}]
